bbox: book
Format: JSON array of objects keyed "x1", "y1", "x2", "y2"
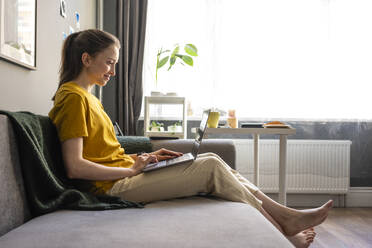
[{"x1": 241, "y1": 123, "x2": 264, "y2": 128}]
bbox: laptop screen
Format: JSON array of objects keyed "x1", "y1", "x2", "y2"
[
  {"x1": 191, "y1": 110, "x2": 210, "y2": 157},
  {"x1": 199, "y1": 110, "x2": 209, "y2": 132}
]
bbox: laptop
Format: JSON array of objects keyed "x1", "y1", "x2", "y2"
[{"x1": 143, "y1": 110, "x2": 211, "y2": 172}]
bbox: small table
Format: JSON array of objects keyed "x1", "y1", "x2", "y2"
[{"x1": 202, "y1": 127, "x2": 296, "y2": 206}]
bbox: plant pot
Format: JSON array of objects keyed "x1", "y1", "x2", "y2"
[
  {"x1": 149, "y1": 126, "x2": 164, "y2": 132},
  {"x1": 167, "y1": 125, "x2": 182, "y2": 132}
]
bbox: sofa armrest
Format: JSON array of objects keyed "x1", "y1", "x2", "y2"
[{"x1": 151, "y1": 139, "x2": 236, "y2": 169}]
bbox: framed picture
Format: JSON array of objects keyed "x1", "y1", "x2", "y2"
[{"x1": 0, "y1": 0, "x2": 37, "y2": 70}]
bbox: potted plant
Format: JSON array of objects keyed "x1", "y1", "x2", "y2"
[
  {"x1": 167, "y1": 121, "x2": 183, "y2": 133},
  {"x1": 149, "y1": 121, "x2": 164, "y2": 132},
  {"x1": 154, "y1": 43, "x2": 198, "y2": 94}
]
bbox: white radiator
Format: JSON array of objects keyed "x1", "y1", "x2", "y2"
[{"x1": 234, "y1": 139, "x2": 351, "y2": 194}]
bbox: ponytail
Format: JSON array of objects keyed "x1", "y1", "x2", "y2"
[
  {"x1": 52, "y1": 29, "x2": 120, "y2": 101},
  {"x1": 52, "y1": 31, "x2": 81, "y2": 100}
]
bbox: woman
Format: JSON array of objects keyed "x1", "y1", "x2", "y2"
[{"x1": 49, "y1": 29, "x2": 332, "y2": 248}]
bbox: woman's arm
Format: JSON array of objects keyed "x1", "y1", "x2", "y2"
[{"x1": 61, "y1": 137, "x2": 156, "y2": 180}]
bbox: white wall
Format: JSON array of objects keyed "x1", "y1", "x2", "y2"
[{"x1": 0, "y1": 0, "x2": 96, "y2": 115}]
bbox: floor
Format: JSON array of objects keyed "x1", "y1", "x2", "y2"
[{"x1": 310, "y1": 208, "x2": 372, "y2": 248}]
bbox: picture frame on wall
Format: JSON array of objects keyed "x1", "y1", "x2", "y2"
[{"x1": 0, "y1": 0, "x2": 37, "y2": 70}]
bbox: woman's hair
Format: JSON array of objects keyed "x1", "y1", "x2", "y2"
[{"x1": 52, "y1": 29, "x2": 120, "y2": 100}]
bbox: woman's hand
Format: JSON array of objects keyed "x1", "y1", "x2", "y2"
[
  {"x1": 130, "y1": 153, "x2": 158, "y2": 176},
  {"x1": 151, "y1": 148, "x2": 183, "y2": 161}
]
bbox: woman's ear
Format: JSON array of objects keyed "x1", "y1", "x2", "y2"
[{"x1": 81, "y1": 52, "x2": 91, "y2": 67}]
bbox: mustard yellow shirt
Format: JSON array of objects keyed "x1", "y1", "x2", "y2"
[{"x1": 48, "y1": 82, "x2": 135, "y2": 193}]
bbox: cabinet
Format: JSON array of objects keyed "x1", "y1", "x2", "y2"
[{"x1": 144, "y1": 96, "x2": 187, "y2": 139}]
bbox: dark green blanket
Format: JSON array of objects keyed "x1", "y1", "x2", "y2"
[{"x1": 0, "y1": 111, "x2": 149, "y2": 217}]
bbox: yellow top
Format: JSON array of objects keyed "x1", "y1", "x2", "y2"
[{"x1": 48, "y1": 82, "x2": 135, "y2": 193}]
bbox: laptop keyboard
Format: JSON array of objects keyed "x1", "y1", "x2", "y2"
[
  {"x1": 145, "y1": 153, "x2": 193, "y2": 170},
  {"x1": 165, "y1": 155, "x2": 184, "y2": 165}
]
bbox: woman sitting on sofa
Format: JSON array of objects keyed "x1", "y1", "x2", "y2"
[{"x1": 49, "y1": 29, "x2": 332, "y2": 248}]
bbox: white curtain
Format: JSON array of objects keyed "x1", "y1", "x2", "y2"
[{"x1": 143, "y1": 0, "x2": 372, "y2": 120}]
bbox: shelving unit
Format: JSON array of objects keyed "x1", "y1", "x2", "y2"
[{"x1": 144, "y1": 96, "x2": 187, "y2": 139}]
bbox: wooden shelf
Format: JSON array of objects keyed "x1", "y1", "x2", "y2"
[
  {"x1": 144, "y1": 96, "x2": 187, "y2": 139},
  {"x1": 144, "y1": 96, "x2": 185, "y2": 104},
  {"x1": 144, "y1": 131, "x2": 185, "y2": 139}
]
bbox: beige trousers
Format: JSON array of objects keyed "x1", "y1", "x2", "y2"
[{"x1": 108, "y1": 152, "x2": 262, "y2": 210}]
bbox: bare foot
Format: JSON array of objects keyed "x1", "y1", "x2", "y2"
[
  {"x1": 302, "y1": 227, "x2": 314, "y2": 233},
  {"x1": 282, "y1": 200, "x2": 333, "y2": 236},
  {"x1": 287, "y1": 229, "x2": 316, "y2": 248}
]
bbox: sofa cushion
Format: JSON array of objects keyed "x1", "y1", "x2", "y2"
[
  {"x1": 0, "y1": 197, "x2": 292, "y2": 248},
  {"x1": 117, "y1": 136, "x2": 153, "y2": 154},
  {"x1": 0, "y1": 115, "x2": 31, "y2": 236}
]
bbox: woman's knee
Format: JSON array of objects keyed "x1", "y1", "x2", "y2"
[
  {"x1": 199, "y1": 152, "x2": 224, "y2": 163},
  {"x1": 199, "y1": 156, "x2": 225, "y2": 171},
  {"x1": 202, "y1": 152, "x2": 219, "y2": 159},
  {"x1": 201, "y1": 152, "x2": 233, "y2": 169}
]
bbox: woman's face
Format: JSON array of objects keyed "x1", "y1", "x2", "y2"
[{"x1": 85, "y1": 45, "x2": 119, "y2": 87}]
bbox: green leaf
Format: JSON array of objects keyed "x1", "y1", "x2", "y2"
[
  {"x1": 170, "y1": 56, "x2": 176, "y2": 65},
  {"x1": 182, "y1": 55, "x2": 193, "y2": 66},
  {"x1": 168, "y1": 56, "x2": 176, "y2": 70},
  {"x1": 172, "y1": 46, "x2": 180, "y2": 56},
  {"x1": 185, "y1": 44, "x2": 198, "y2": 56},
  {"x1": 157, "y1": 56, "x2": 169, "y2": 68}
]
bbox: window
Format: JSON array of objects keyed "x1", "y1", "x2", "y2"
[{"x1": 143, "y1": 0, "x2": 372, "y2": 120}]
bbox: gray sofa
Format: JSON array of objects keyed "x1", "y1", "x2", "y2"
[{"x1": 0, "y1": 114, "x2": 292, "y2": 248}]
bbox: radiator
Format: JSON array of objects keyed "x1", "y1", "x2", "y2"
[{"x1": 234, "y1": 139, "x2": 351, "y2": 194}]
